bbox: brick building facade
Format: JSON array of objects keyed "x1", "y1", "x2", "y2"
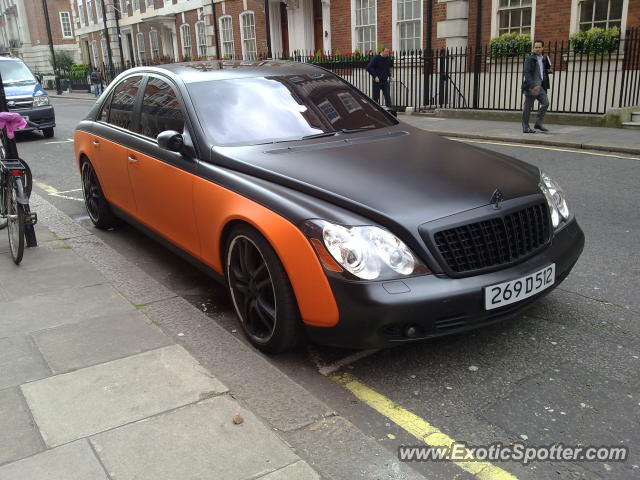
[{"x1": 0, "y1": 0, "x2": 77, "y2": 72}]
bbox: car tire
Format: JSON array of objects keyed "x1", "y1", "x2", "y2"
[
  {"x1": 225, "y1": 224, "x2": 305, "y2": 353},
  {"x1": 81, "y1": 160, "x2": 118, "y2": 229},
  {"x1": 42, "y1": 128, "x2": 54, "y2": 139}
]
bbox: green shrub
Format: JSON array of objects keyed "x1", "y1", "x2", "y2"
[
  {"x1": 489, "y1": 33, "x2": 531, "y2": 58},
  {"x1": 570, "y1": 27, "x2": 620, "y2": 55}
]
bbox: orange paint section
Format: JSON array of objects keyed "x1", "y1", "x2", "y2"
[{"x1": 193, "y1": 177, "x2": 339, "y2": 328}]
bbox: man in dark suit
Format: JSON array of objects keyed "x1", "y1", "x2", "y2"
[
  {"x1": 521, "y1": 40, "x2": 550, "y2": 133},
  {"x1": 366, "y1": 46, "x2": 393, "y2": 106}
]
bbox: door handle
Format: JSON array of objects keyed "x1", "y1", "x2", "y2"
[
  {"x1": 127, "y1": 155, "x2": 138, "y2": 163},
  {"x1": 92, "y1": 140, "x2": 100, "y2": 146}
]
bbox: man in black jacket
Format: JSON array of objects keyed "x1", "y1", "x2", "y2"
[
  {"x1": 366, "y1": 47, "x2": 393, "y2": 106},
  {"x1": 521, "y1": 40, "x2": 550, "y2": 133}
]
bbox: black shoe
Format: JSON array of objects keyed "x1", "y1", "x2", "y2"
[
  {"x1": 534, "y1": 125, "x2": 549, "y2": 132},
  {"x1": 523, "y1": 128, "x2": 536, "y2": 133}
]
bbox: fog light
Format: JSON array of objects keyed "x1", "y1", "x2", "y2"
[{"x1": 404, "y1": 325, "x2": 418, "y2": 338}]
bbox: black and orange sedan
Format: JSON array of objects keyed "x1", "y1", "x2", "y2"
[{"x1": 74, "y1": 61, "x2": 584, "y2": 353}]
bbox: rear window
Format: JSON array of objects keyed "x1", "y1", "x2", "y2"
[
  {"x1": 108, "y1": 76, "x2": 143, "y2": 131},
  {"x1": 188, "y1": 73, "x2": 396, "y2": 146}
]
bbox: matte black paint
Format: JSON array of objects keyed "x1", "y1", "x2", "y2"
[{"x1": 75, "y1": 61, "x2": 585, "y2": 348}]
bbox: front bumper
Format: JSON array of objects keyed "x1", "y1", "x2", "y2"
[
  {"x1": 306, "y1": 218, "x2": 584, "y2": 349},
  {"x1": 13, "y1": 105, "x2": 56, "y2": 131}
]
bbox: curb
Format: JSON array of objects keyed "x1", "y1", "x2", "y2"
[
  {"x1": 421, "y1": 130, "x2": 640, "y2": 156},
  {"x1": 50, "y1": 94, "x2": 96, "y2": 101}
]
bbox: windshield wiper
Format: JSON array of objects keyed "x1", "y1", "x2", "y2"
[{"x1": 302, "y1": 126, "x2": 377, "y2": 140}]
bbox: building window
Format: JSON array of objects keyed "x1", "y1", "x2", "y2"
[
  {"x1": 196, "y1": 21, "x2": 207, "y2": 58},
  {"x1": 133, "y1": 0, "x2": 140, "y2": 11},
  {"x1": 354, "y1": 0, "x2": 376, "y2": 53},
  {"x1": 101, "y1": 38, "x2": 109, "y2": 66},
  {"x1": 396, "y1": 0, "x2": 421, "y2": 51},
  {"x1": 91, "y1": 40, "x2": 99, "y2": 67},
  {"x1": 579, "y1": 0, "x2": 622, "y2": 31},
  {"x1": 219, "y1": 16, "x2": 235, "y2": 59},
  {"x1": 137, "y1": 32, "x2": 145, "y2": 63},
  {"x1": 497, "y1": 0, "x2": 532, "y2": 35},
  {"x1": 149, "y1": 30, "x2": 160, "y2": 59},
  {"x1": 180, "y1": 24, "x2": 192, "y2": 59},
  {"x1": 78, "y1": 0, "x2": 86, "y2": 25},
  {"x1": 59, "y1": 12, "x2": 73, "y2": 38},
  {"x1": 240, "y1": 12, "x2": 257, "y2": 60},
  {"x1": 86, "y1": 0, "x2": 95, "y2": 23},
  {"x1": 146, "y1": 0, "x2": 154, "y2": 7},
  {"x1": 96, "y1": 0, "x2": 103, "y2": 18}
]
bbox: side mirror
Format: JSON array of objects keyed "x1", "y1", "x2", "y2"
[
  {"x1": 157, "y1": 130, "x2": 184, "y2": 153},
  {"x1": 383, "y1": 106, "x2": 397, "y2": 117},
  {"x1": 35, "y1": 74, "x2": 43, "y2": 84}
]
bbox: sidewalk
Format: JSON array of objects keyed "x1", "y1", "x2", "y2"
[
  {"x1": 0, "y1": 199, "x2": 322, "y2": 480},
  {"x1": 399, "y1": 114, "x2": 640, "y2": 155},
  {"x1": 0, "y1": 192, "x2": 426, "y2": 480}
]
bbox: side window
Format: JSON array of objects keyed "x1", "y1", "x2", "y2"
[
  {"x1": 98, "y1": 91, "x2": 113, "y2": 122},
  {"x1": 139, "y1": 77, "x2": 185, "y2": 140},
  {"x1": 108, "y1": 75, "x2": 143, "y2": 131}
]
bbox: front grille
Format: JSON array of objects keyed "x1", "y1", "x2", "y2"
[
  {"x1": 7, "y1": 96, "x2": 33, "y2": 110},
  {"x1": 433, "y1": 202, "x2": 550, "y2": 274}
]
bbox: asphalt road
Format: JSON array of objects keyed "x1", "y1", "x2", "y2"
[{"x1": 19, "y1": 98, "x2": 640, "y2": 480}]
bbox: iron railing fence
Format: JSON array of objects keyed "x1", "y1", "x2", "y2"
[{"x1": 93, "y1": 27, "x2": 639, "y2": 115}]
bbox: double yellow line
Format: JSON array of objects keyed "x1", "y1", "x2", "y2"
[{"x1": 332, "y1": 372, "x2": 517, "y2": 480}]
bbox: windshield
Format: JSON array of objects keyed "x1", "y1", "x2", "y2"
[
  {"x1": 188, "y1": 73, "x2": 396, "y2": 146},
  {"x1": 0, "y1": 60, "x2": 36, "y2": 85}
]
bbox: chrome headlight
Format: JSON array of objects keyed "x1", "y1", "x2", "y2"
[
  {"x1": 302, "y1": 219, "x2": 431, "y2": 280},
  {"x1": 539, "y1": 171, "x2": 570, "y2": 229},
  {"x1": 33, "y1": 95, "x2": 49, "y2": 107}
]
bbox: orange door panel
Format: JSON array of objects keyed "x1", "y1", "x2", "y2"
[
  {"x1": 192, "y1": 177, "x2": 339, "y2": 327},
  {"x1": 88, "y1": 135, "x2": 137, "y2": 215},
  {"x1": 127, "y1": 150, "x2": 201, "y2": 258}
]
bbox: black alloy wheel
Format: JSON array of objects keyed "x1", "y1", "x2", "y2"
[
  {"x1": 81, "y1": 160, "x2": 118, "y2": 229},
  {"x1": 226, "y1": 225, "x2": 304, "y2": 353}
]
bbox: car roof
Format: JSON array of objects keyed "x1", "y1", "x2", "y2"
[{"x1": 127, "y1": 60, "x2": 330, "y2": 84}]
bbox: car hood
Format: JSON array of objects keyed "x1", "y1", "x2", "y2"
[
  {"x1": 4, "y1": 82, "x2": 43, "y2": 97},
  {"x1": 212, "y1": 126, "x2": 541, "y2": 229}
]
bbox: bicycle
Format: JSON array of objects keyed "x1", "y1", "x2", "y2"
[{"x1": 0, "y1": 143, "x2": 36, "y2": 264}]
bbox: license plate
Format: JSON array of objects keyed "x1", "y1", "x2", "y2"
[{"x1": 484, "y1": 264, "x2": 555, "y2": 310}]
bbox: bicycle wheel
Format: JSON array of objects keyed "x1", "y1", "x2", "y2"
[{"x1": 6, "y1": 176, "x2": 25, "y2": 264}]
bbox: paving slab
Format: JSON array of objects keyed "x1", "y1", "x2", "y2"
[
  {"x1": 285, "y1": 416, "x2": 427, "y2": 480},
  {"x1": 0, "y1": 387, "x2": 44, "y2": 466},
  {"x1": 0, "y1": 336, "x2": 50, "y2": 390},
  {"x1": 0, "y1": 283, "x2": 133, "y2": 338},
  {"x1": 0, "y1": 440, "x2": 107, "y2": 480},
  {"x1": 0, "y1": 242, "x2": 106, "y2": 300},
  {"x1": 256, "y1": 460, "x2": 321, "y2": 480},
  {"x1": 32, "y1": 311, "x2": 172, "y2": 374},
  {"x1": 22, "y1": 344, "x2": 228, "y2": 447},
  {"x1": 90, "y1": 396, "x2": 300, "y2": 480}
]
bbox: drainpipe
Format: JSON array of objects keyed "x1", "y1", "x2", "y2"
[
  {"x1": 41, "y1": 0, "x2": 62, "y2": 94},
  {"x1": 113, "y1": 1, "x2": 124, "y2": 67},
  {"x1": 264, "y1": 0, "x2": 272, "y2": 58},
  {"x1": 210, "y1": 0, "x2": 220, "y2": 59},
  {"x1": 100, "y1": 0, "x2": 115, "y2": 72}
]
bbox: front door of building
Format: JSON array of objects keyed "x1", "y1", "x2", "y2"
[{"x1": 313, "y1": 0, "x2": 323, "y2": 53}]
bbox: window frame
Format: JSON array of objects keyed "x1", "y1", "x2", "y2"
[
  {"x1": 136, "y1": 32, "x2": 146, "y2": 63},
  {"x1": 240, "y1": 11, "x2": 257, "y2": 61},
  {"x1": 577, "y1": 0, "x2": 624, "y2": 31},
  {"x1": 196, "y1": 21, "x2": 207, "y2": 58},
  {"x1": 219, "y1": 15, "x2": 235, "y2": 60},
  {"x1": 86, "y1": 0, "x2": 95, "y2": 23},
  {"x1": 91, "y1": 39, "x2": 99, "y2": 67},
  {"x1": 59, "y1": 11, "x2": 73, "y2": 39},
  {"x1": 496, "y1": 0, "x2": 533, "y2": 36},
  {"x1": 180, "y1": 23, "x2": 192, "y2": 59},
  {"x1": 101, "y1": 37, "x2": 109, "y2": 66},
  {"x1": 78, "y1": 0, "x2": 86, "y2": 26},
  {"x1": 149, "y1": 30, "x2": 160, "y2": 59},
  {"x1": 393, "y1": 0, "x2": 422, "y2": 52},
  {"x1": 104, "y1": 74, "x2": 144, "y2": 133},
  {"x1": 352, "y1": 0, "x2": 377, "y2": 53}
]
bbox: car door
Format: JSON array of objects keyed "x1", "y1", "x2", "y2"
[
  {"x1": 90, "y1": 75, "x2": 143, "y2": 215},
  {"x1": 126, "y1": 75, "x2": 201, "y2": 258}
]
